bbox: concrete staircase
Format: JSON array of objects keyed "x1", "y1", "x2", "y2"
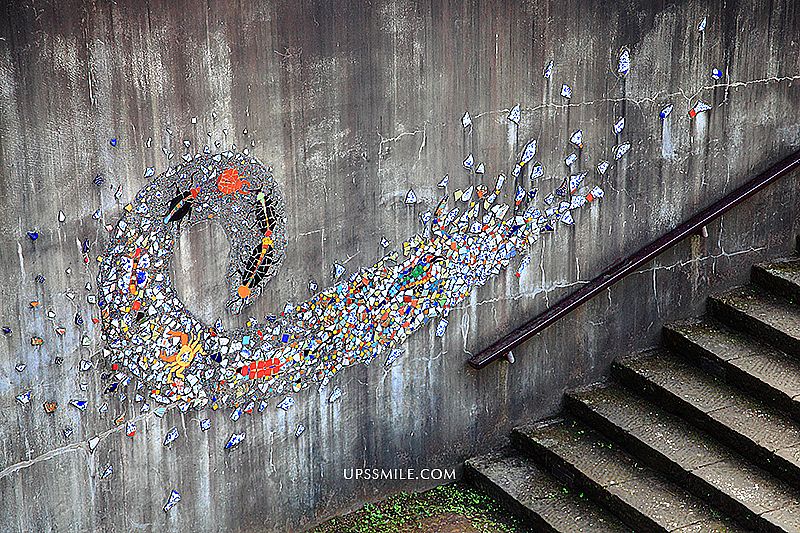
[{"x1": 466, "y1": 249, "x2": 800, "y2": 532}]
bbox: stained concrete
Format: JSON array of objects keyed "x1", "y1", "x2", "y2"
[{"x1": 0, "y1": 0, "x2": 798, "y2": 531}]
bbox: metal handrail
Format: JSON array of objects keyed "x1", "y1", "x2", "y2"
[{"x1": 468, "y1": 150, "x2": 800, "y2": 369}]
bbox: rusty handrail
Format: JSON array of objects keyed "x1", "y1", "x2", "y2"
[{"x1": 468, "y1": 150, "x2": 800, "y2": 369}]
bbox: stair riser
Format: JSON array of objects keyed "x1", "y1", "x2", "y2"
[
  {"x1": 511, "y1": 429, "x2": 666, "y2": 533},
  {"x1": 752, "y1": 265, "x2": 800, "y2": 304},
  {"x1": 662, "y1": 327, "x2": 800, "y2": 421},
  {"x1": 611, "y1": 361, "x2": 800, "y2": 489},
  {"x1": 565, "y1": 393, "x2": 784, "y2": 533},
  {"x1": 708, "y1": 297, "x2": 800, "y2": 357},
  {"x1": 463, "y1": 462, "x2": 557, "y2": 533}
]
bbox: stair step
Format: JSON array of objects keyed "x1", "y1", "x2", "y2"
[
  {"x1": 613, "y1": 350, "x2": 800, "y2": 487},
  {"x1": 465, "y1": 449, "x2": 630, "y2": 532},
  {"x1": 513, "y1": 419, "x2": 742, "y2": 532},
  {"x1": 566, "y1": 384, "x2": 800, "y2": 532},
  {"x1": 753, "y1": 257, "x2": 800, "y2": 303},
  {"x1": 663, "y1": 317, "x2": 800, "y2": 420},
  {"x1": 708, "y1": 285, "x2": 800, "y2": 356}
]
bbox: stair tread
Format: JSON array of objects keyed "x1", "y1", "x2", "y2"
[
  {"x1": 570, "y1": 385, "x2": 737, "y2": 469},
  {"x1": 616, "y1": 350, "x2": 800, "y2": 454},
  {"x1": 763, "y1": 503, "x2": 800, "y2": 531},
  {"x1": 666, "y1": 317, "x2": 800, "y2": 400},
  {"x1": 569, "y1": 384, "x2": 800, "y2": 525},
  {"x1": 710, "y1": 284, "x2": 800, "y2": 344},
  {"x1": 466, "y1": 450, "x2": 629, "y2": 532},
  {"x1": 755, "y1": 257, "x2": 800, "y2": 291},
  {"x1": 516, "y1": 420, "x2": 743, "y2": 532}
]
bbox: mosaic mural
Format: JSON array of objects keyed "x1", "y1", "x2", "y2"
[
  {"x1": 95, "y1": 114, "x2": 609, "y2": 415},
  {"x1": 82, "y1": 27, "x2": 695, "y2": 426},
  {"x1": 10, "y1": 35, "x2": 738, "y2": 458},
  {"x1": 6, "y1": 18, "x2": 744, "y2": 511},
  {"x1": 4, "y1": 7, "x2": 794, "y2": 520},
  {"x1": 11, "y1": 40, "x2": 726, "y2": 477}
]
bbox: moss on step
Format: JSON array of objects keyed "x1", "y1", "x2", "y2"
[{"x1": 309, "y1": 482, "x2": 523, "y2": 532}]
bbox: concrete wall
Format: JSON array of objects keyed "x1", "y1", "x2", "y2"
[{"x1": 0, "y1": 0, "x2": 798, "y2": 531}]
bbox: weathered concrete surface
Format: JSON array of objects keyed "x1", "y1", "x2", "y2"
[{"x1": 0, "y1": 0, "x2": 798, "y2": 531}]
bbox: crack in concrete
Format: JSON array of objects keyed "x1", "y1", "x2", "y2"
[
  {"x1": 449, "y1": 245, "x2": 765, "y2": 312},
  {"x1": 340, "y1": 249, "x2": 361, "y2": 266},
  {"x1": 296, "y1": 228, "x2": 324, "y2": 238},
  {"x1": 375, "y1": 128, "x2": 425, "y2": 176},
  {"x1": 417, "y1": 123, "x2": 427, "y2": 161},
  {"x1": 471, "y1": 73, "x2": 800, "y2": 120},
  {"x1": 539, "y1": 242, "x2": 549, "y2": 307},
  {"x1": 460, "y1": 310, "x2": 472, "y2": 357},
  {"x1": 605, "y1": 178, "x2": 643, "y2": 208},
  {"x1": 653, "y1": 268, "x2": 660, "y2": 316},
  {"x1": 632, "y1": 246, "x2": 766, "y2": 275},
  {"x1": 0, "y1": 404, "x2": 178, "y2": 480},
  {"x1": 456, "y1": 278, "x2": 592, "y2": 310}
]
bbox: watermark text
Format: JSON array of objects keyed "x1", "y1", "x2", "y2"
[{"x1": 343, "y1": 468, "x2": 456, "y2": 481}]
